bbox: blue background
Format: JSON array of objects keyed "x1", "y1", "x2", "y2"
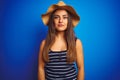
[{"x1": 0, "y1": 0, "x2": 120, "y2": 80}]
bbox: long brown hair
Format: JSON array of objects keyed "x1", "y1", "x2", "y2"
[{"x1": 42, "y1": 9, "x2": 77, "y2": 63}]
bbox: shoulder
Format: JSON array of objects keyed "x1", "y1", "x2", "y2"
[
  {"x1": 40, "y1": 39, "x2": 46, "y2": 49},
  {"x1": 41, "y1": 39, "x2": 46, "y2": 45},
  {"x1": 76, "y1": 38, "x2": 83, "y2": 49}
]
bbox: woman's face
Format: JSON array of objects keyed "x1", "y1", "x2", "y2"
[{"x1": 53, "y1": 9, "x2": 68, "y2": 32}]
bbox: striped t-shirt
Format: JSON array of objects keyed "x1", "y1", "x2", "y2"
[{"x1": 44, "y1": 50, "x2": 77, "y2": 80}]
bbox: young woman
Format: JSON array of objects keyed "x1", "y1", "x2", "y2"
[{"x1": 38, "y1": 1, "x2": 84, "y2": 80}]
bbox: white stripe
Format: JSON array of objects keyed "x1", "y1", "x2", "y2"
[
  {"x1": 46, "y1": 76, "x2": 63, "y2": 80},
  {"x1": 47, "y1": 62, "x2": 67, "y2": 65},
  {"x1": 46, "y1": 65, "x2": 74, "y2": 71},
  {"x1": 46, "y1": 76, "x2": 55, "y2": 80},
  {"x1": 49, "y1": 52, "x2": 67, "y2": 56},
  {"x1": 49, "y1": 55, "x2": 66, "y2": 59},
  {"x1": 47, "y1": 73, "x2": 59, "y2": 77},
  {"x1": 66, "y1": 73, "x2": 77, "y2": 79},
  {"x1": 66, "y1": 70, "x2": 77, "y2": 76},
  {"x1": 46, "y1": 65, "x2": 68, "y2": 68},
  {"x1": 46, "y1": 68, "x2": 75, "y2": 74},
  {"x1": 50, "y1": 59, "x2": 66, "y2": 61}
]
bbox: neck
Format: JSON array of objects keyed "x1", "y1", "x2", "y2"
[{"x1": 56, "y1": 31, "x2": 65, "y2": 39}]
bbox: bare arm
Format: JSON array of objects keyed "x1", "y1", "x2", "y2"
[
  {"x1": 76, "y1": 39, "x2": 84, "y2": 80},
  {"x1": 38, "y1": 40, "x2": 46, "y2": 80}
]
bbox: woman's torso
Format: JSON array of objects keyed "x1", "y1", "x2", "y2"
[{"x1": 44, "y1": 50, "x2": 77, "y2": 80}]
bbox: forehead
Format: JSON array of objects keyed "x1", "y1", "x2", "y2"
[{"x1": 54, "y1": 9, "x2": 68, "y2": 15}]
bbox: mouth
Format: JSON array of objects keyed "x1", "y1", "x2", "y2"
[{"x1": 58, "y1": 24, "x2": 64, "y2": 27}]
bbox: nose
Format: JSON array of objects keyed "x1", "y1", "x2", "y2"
[{"x1": 59, "y1": 17, "x2": 63, "y2": 23}]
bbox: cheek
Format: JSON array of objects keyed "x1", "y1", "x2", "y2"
[
  {"x1": 65, "y1": 20, "x2": 68, "y2": 26},
  {"x1": 54, "y1": 20, "x2": 58, "y2": 25}
]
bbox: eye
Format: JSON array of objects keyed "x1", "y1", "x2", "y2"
[
  {"x1": 63, "y1": 16, "x2": 68, "y2": 19},
  {"x1": 54, "y1": 16, "x2": 59, "y2": 19}
]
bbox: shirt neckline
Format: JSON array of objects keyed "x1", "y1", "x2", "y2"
[{"x1": 49, "y1": 49, "x2": 67, "y2": 53}]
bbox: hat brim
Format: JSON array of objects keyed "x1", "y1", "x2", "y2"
[{"x1": 41, "y1": 5, "x2": 80, "y2": 27}]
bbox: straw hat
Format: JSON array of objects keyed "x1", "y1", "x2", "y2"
[{"x1": 41, "y1": 1, "x2": 80, "y2": 27}]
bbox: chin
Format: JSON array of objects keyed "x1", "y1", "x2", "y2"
[
  {"x1": 56, "y1": 29, "x2": 66, "y2": 32},
  {"x1": 56, "y1": 27, "x2": 67, "y2": 31}
]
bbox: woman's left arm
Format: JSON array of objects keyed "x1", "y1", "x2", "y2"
[{"x1": 76, "y1": 39, "x2": 84, "y2": 80}]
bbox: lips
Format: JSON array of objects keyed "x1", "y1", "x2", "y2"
[{"x1": 58, "y1": 24, "x2": 64, "y2": 27}]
